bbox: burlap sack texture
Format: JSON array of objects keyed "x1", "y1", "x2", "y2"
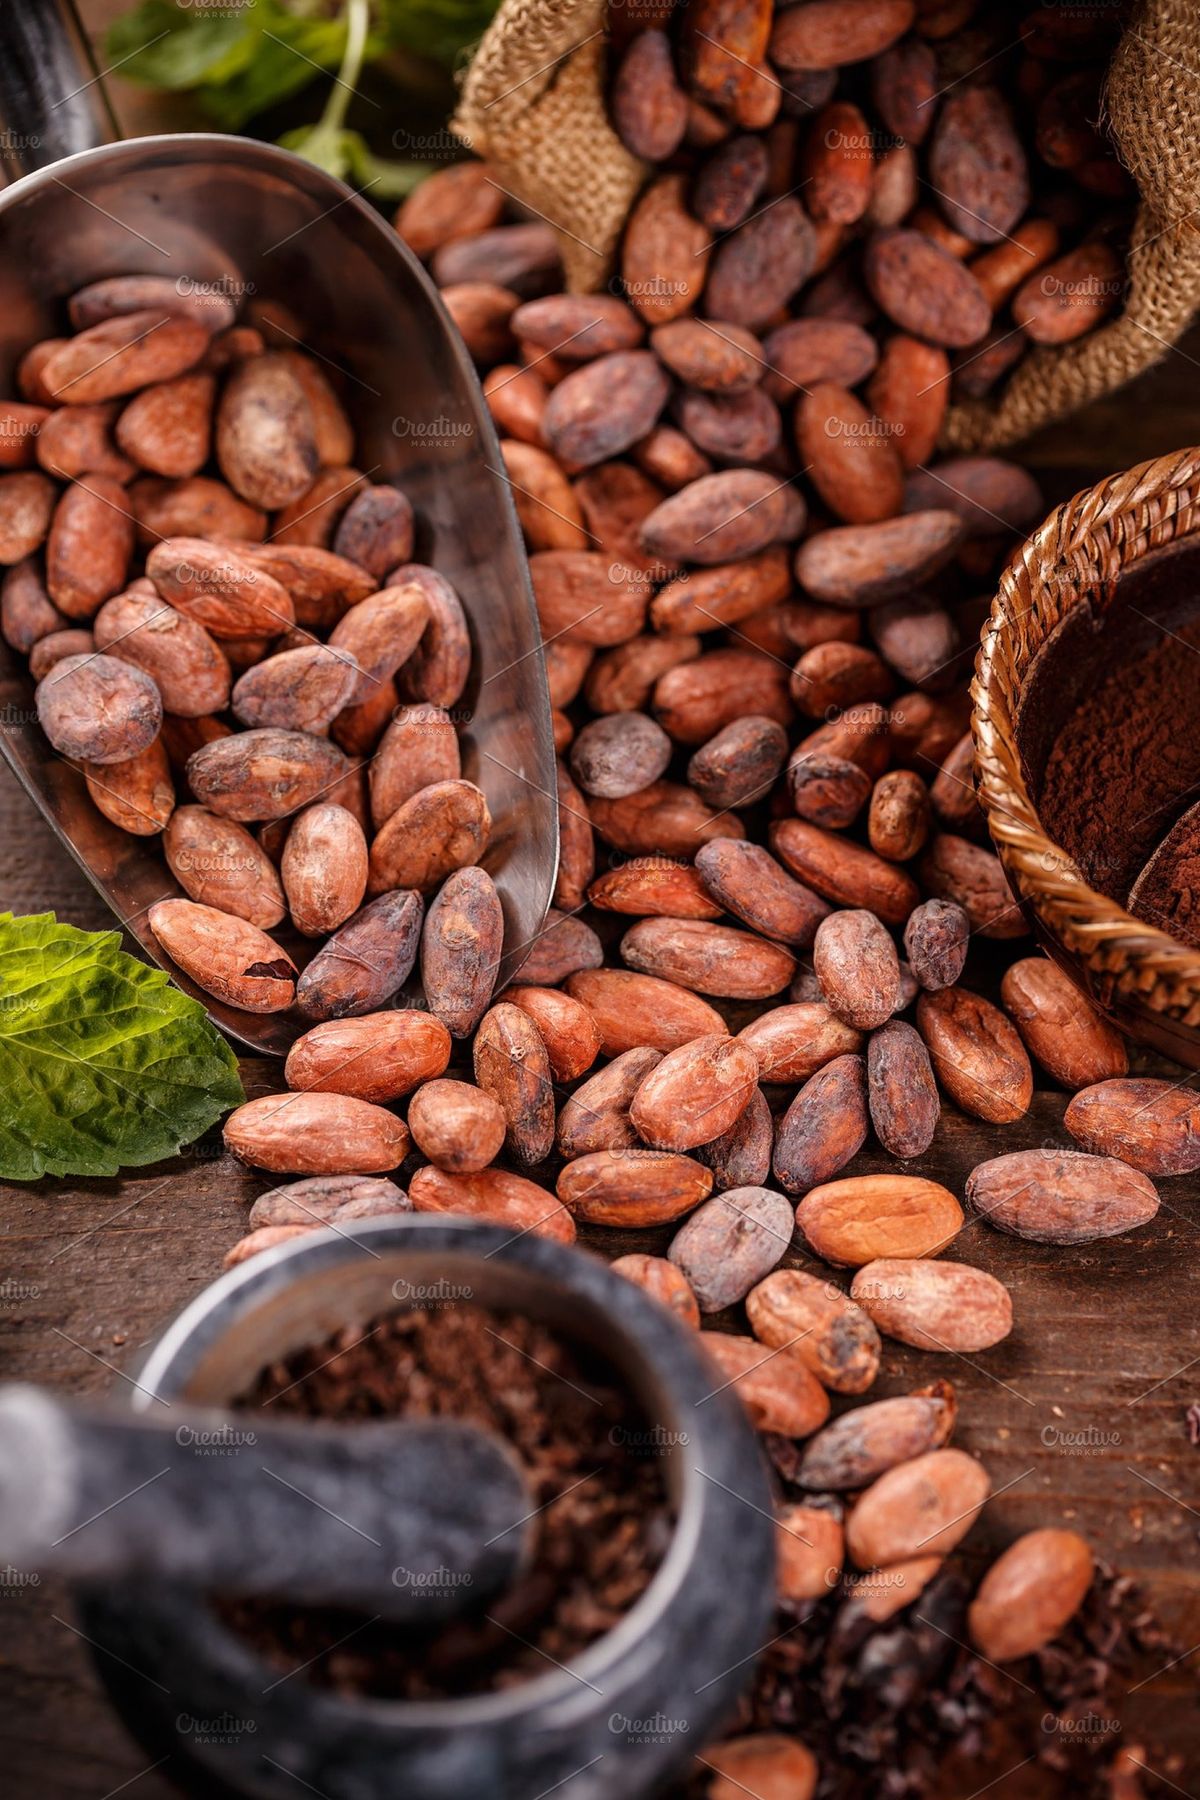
[{"x1": 455, "y1": 0, "x2": 1200, "y2": 454}]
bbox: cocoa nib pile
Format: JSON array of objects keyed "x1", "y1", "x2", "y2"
[
  {"x1": 701, "y1": 1559, "x2": 1174, "y2": 1800},
  {"x1": 225, "y1": 1303, "x2": 671, "y2": 1697}
]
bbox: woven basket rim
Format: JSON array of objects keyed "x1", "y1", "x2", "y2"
[{"x1": 970, "y1": 445, "x2": 1200, "y2": 1011}]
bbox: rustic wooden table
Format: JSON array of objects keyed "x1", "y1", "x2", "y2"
[{"x1": 2, "y1": 12, "x2": 1200, "y2": 1786}]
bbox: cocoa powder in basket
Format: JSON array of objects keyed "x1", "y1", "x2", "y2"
[
  {"x1": 224, "y1": 1302, "x2": 671, "y2": 1697},
  {"x1": 1040, "y1": 612, "x2": 1200, "y2": 905}
]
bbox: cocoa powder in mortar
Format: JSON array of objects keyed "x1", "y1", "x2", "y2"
[{"x1": 223, "y1": 1302, "x2": 672, "y2": 1697}]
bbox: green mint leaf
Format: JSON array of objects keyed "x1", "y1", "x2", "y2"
[
  {"x1": 106, "y1": 0, "x2": 255, "y2": 91},
  {"x1": 0, "y1": 913, "x2": 244, "y2": 1182}
]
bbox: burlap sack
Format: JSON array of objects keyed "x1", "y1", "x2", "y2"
[{"x1": 455, "y1": 0, "x2": 1200, "y2": 453}]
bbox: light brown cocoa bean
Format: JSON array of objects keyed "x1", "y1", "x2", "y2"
[
  {"x1": 543, "y1": 351, "x2": 670, "y2": 470},
  {"x1": 846, "y1": 1448, "x2": 990, "y2": 1568},
  {"x1": 797, "y1": 1173, "x2": 963, "y2": 1265},
  {"x1": 966, "y1": 1147, "x2": 1160, "y2": 1244},
  {"x1": 771, "y1": 819, "x2": 919, "y2": 925},
  {"x1": 654, "y1": 646, "x2": 792, "y2": 744},
  {"x1": 369, "y1": 704, "x2": 460, "y2": 828},
  {"x1": 622, "y1": 173, "x2": 711, "y2": 324},
  {"x1": 564, "y1": 969, "x2": 729, "y2": 1055},
  {"x1": 928, "y1": 86, "x2": 1028, "y2": 244},
  {"x1": 224, "y1": 1091, "x2": 408, "y2": 1174},
  {"x1": 768, "y1": 0, "x2": 912, "y2": 68},
  {"x1": 327, "y1": 581, "x2": 431, "y2": 685},
  {"x1": 1, "y1": 558, "x2": 62, "y2": 651},
  {"x1": 249, "y1": 1174, "x2": 410, "y2": 1230},
  {"x1": 215, "y1": 351, "x2": 319, "y2": 508},
  {"x1": 700, "y1": 1331, "x2": 831, "y2": 1436},
  {"x1": 330, "y1": 484, "x2": 414, "y2": 580},
  {"x1": 148, "y1": 898, "x2": 295, "y2": 1012},
  {"x1": 999, "y1": 957, "x2": 1128, "y2": 1090},
  {"x1": 621, "y1": 915, "x2": 795, "y2": 999},
  {"x1": 35, "y1": 402, "x2": 133, "y2": 483},
  {"x1": 813, "y1": 909, "x2": 900, "y2": 1029},
  {"x1": 506, "y1": 986, "x2": 601, "y2": 1082},
  {"x1": 851, "y1": 1257, "x2": 1012, "y2": 1351},
  {"x1": 866, "y1": 334, "x2": 948, "y2": 470},
  {"x1": 917, "y1": 985, "x2": 1033, "y2": 1124},
  {"x1": 794, "y1": 509, "x2": 963, "y2": 606},
  {"x1": 83, "y1": 739, "x2": 174, "y2": 836},
  {"x1": 968, "y1": 1530, "x2": 1094, "y2": 1662},
  {"x1": 868, "y1": 1019, "x2": 940, "y2": 1159},
  {"x1": 145, "y1": 537, "x2": 292, "y2": 639},
  {"x1": 868, "y1": 769, "x2": 931, "y2": 863},
  {"x1": 797, "y1": 1391, "x2": 955, "y2": 1490},
  {"x1": 629, "y1": 1034, "x2": 759, "y2": 1150},
  {"x1": 558, "y1": 1146, "x2": 713, "y2": 1225},
  {"x1": 919, "y1": 833, "x2": 1026, "y2": 939},
  {"x1": 570, "y1": 712, "x2": 670, "y2": 800},
  {"x1": 1012, "y1": 243, "x2": 1123, "y2": 345},
  {"x1": 296, "y1": 889, "x2": 424, "y2": 1020},
  {"x1": 903, "y1": 897, "x2": 969, "y2": 990},
  {"x1": 67, "y1": 274, "x2": 235, "y2": 333},
  {"x1": 864, "y1": 229, "x2": 991, "y2": 347},
  {"x1": 42, "y1": 312, "x2": 207, "y2": 404},
  {"x1": 36, "y1": 651, "x2": 162, "y2": 765},
  {"x1": 787, "y1": 750, "x2": 873, "y2": 830},
  {"x1": 45, "y1": 476, "x2": 134, "y2": 619},
  {"x1": 761, "y1": 318, "x2": 877, "y2": 401},
  {"x1": 518, "y1": 910, "x2": 604, "y2": 987},
  {"x1": 231, "y1": 645, "x2": 362, "y2": 734},
  {"x1": 791, "y1": 641, "x2": 893, "y2": 717},
  {"x1": 285, "y1": 1010, "x2": 451, "y2": 1104},
  {"x1": 797, "y1": 382, "x2": 904, "y2": 525},
  {"x1": 737, "y1": 1001, "x2": 863, "y2": 1081},
  {"x1": 224, "y1": 1226, "x2": 312, "y2": 1265},
  {"x1": 131, "y1": 474, "x2": 267, "y2": 546},
  {"x1": 1062, "y1": 1080, "x2": 1200, "y2": 1176},
  {"x1": 687, "y1": 715, "x2": 789, "y2": 812},
  {"x1": 115, "y1": 372, "x2": 214, "y2": 479},
  {"x1": 610, "y1": 1253, "x2": 700, "y2": 1328},
  {"x1": 407, "y1": 1079, "x2": 507, "y2": 1173},
  {"x1": 394, "y1": 162, "x2": 505, "y2": 258},
  {"x1": 640, "y1": 469, "x2": 806, "y2": 565},
  {"x1": 746, "y1": 1267, "x2": 881, "y2": 1394},
  {"x1": 409, "y1": 1164, "x2": 575, "y2": 1243},
  {"x1": 588, "y1": 858, "x2": 723, "y2": 920},
  {"x1": 368, "y1": 779, "x2": 490, "y2": 896},
  {"x1": 776, "y1": 1502, "x2": 844, "y2": 1604},
  {"x1": 473, "y1": 1001, "x2": 556, "y2": 1164},
  {"x1": 441, "y1": 283, "x2": 519, "y2": 365},
  {"x1": 164, "y1": 805, "x2": 284, "y2": 925},
  {"x1": 703, "y1": 1736, "x2": 817, "y2": 1800},
  {"x1": 417, "y1": 865, "x2": 504, "y2": 1038},
  {"x1": 281, "y1": 802, "x2": 367, "y2": 936},
  {"x1": 651, "y1": 317, "x2": 762, "y2": 393},
  {"x1": 772, "y1": 1053, "x2": 868, "y2": 1193},
  {"x1": 589, "y1": 779, "x2": 744, "y2": 855},
  {"x1": 186, "y1": 729, "x2": 348, "y2": 822},
  {"x1": 696, "y1": 837, "x2": 831, "y2": 947},
  {"x1": 94, "y1": 588, "x2": 230, "y2": 717},
  {"x1": 585, "y1": 631, "x2": 700, "y2": 712},
  {"x1": 668, "y1": 1185, "x2": 793, "y2": 1311},
  {"x1": 30, "y1": 627, "x2": 100, "y2": 678}
]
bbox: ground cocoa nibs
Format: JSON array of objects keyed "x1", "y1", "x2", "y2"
[
  {"x1": 224, "y1": 1302, "x2": 672, "y2": 1697},
  {"x1": 692, "y1": 1563, "x2": 1174, "y2": 1800},
  {"x1": 1040, "y1": 614, "x2": 1200, "y2": 904}
]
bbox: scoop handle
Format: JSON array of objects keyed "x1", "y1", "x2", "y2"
[
  {"x1": 0, "y1": 0, "x2": 119, "y2": 180},
  {"x1": 0, "y1": 1384, "x2": 533, "y2": 1621}
]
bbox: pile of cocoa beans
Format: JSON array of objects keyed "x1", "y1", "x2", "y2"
[{"x1": 0, "y1": 276, "x2": 492, "y2": 1022}]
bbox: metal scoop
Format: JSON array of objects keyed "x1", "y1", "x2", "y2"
[
  {"x1": 0, "y1": 0, "x2": 558, "y2": 1056},
  {"x1": 0, "y1": 1382, "x2": 534, "y2": 1621}
]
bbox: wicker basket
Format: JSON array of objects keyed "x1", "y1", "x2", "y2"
[{"x1": 971, "y1": 445, "x2": 1200, "y2": 1065}]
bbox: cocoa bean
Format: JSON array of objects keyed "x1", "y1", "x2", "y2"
[
  {"x1": 773, "y1": 1053, "x2": 868, "y2": 1193},
  {"x1": 796, "y1": 1173, "x2": 963, "y2": 1265},
  {"x1": 746, "y1": 1267, "x2": 881, "y2": 1395},
  {"x1": 851, "y1": 1257, "x2": 1013, "y2": 1351},
  {"x1": 966, "y1": 1147, "x2": 1160, "y2": 1244}
]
